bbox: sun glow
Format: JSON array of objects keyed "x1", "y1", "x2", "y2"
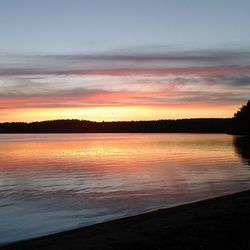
[
  {"x1": 1, "y1": 106, "x2": 148, "y2": 122},
  {"x1": 1, "y1": 103, "x2": 237, "y2": 123}
]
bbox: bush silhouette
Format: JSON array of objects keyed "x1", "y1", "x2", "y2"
[{"x1": 233, "y1": 100, "x2": 250, "y2": 135}]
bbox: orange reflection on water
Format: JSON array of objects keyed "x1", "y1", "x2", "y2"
[
  {"x1": 0, "y1": 134, "x2": 242, "y2": 179},
  {"x1": 1, "y1": 133, "x2": 250, "y2": 246}
]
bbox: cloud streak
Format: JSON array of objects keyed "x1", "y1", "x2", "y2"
[{"x1": 0, "y1": 48, "x2": 250, "y2": 121}]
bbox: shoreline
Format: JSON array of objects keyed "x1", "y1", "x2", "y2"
[{"x1": 2, "y1": 190, "x2": 250, "y2": 250}]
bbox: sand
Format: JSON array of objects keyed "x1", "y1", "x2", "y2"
[{"x1": 1, "y1": 190, "x2": 250, "y2": 250}]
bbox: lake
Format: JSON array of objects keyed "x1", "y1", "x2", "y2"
[{"x1": 0, "y1": 133, "x2": 250, "y2": 245}]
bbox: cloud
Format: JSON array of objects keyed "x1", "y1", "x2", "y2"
[
  {"x1": 1, "y1": 48, "x2": 250, "y2": 73},
  {"x1": 41, "y1": 49, "x2": 250, "y2": 63},
  {"x1": 0, "y1": 48, "x2": 250, "y2": 114}
]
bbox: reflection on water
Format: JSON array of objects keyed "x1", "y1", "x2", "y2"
[
  {"x1": 0, "y1": 133, "x2": 250, "y2": 245},
  {"x1": 234, "y1": 136, "x2": 250, "y2": 166}
]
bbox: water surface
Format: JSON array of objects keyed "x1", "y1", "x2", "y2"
[{"x1": 0, "y1": 133, "x2": 250, "y2": 244}]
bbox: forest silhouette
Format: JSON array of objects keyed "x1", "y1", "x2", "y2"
[{"x1": 0, "y1": 119, "x2": 231, "y2": 133}]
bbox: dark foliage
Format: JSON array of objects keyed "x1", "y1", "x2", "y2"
[{"x1": 233, "y1": 100, "x2": 250, "y2": 135}]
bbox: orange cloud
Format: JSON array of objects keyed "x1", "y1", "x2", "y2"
[{"x1": 1, "y1": 50, "x2": 250, "y2": 122}]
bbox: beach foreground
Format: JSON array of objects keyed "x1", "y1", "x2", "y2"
[{"x1": 2, "y1": 190, "x2": 250, "y2": 250}]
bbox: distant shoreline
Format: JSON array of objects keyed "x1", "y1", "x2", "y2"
[
  {"x1": 2, "y1": 189, "x2": 250, "y2": 250},
  {"x1": 0, "y1": 118, "x2": 232, "y2": 134}
]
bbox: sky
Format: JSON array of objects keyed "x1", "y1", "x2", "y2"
[{"x1": 0, "y1": 0, "x2": 250, "y2": 122}]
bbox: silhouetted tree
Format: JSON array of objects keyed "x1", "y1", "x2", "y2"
[{"x1": 233, "y1": 100, "x2": 250, "y2": 135}]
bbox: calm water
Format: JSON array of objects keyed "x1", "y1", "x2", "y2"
[{"x1": 0, "y1": 133, "x2": 250, "y2": 245}]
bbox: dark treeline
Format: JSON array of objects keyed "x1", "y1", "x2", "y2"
[{"x1": 0, "y1": 118, "x2": 232, "y2": 133}]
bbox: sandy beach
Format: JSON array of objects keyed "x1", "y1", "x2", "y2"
[{"x1": 1, "y1": 189, "x2": 250, "y2": 250}]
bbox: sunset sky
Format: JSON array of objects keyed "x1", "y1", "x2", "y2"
[{"x1": 0, "y1": 0, "x2": 250, "y2": 122}]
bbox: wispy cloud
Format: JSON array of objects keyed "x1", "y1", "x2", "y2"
[{"x1": 0, "y1": 48, "x2": 250, "y2": 120}]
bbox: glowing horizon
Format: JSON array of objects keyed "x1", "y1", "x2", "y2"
[{"x1": 0, "y1": 103, "x2": 240, "y2": 123}]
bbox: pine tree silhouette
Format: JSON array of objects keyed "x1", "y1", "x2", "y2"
[{"x1": 233, "y1": 100, "x2": 250, "y2": 135}]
